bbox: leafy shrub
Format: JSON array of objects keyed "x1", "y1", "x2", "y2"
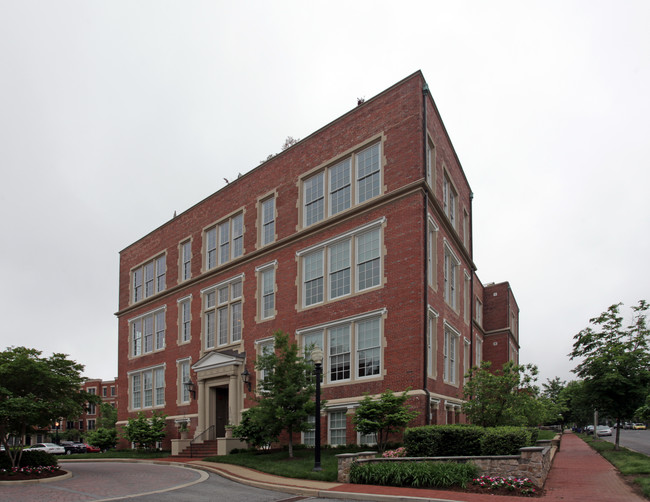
[
  {"x1": 404, "y1": 425, "x2": 483, "y2": 457},
  {"x1": 480, "y1": 427, "x2": 532, "y2": 455},
  {"x1": 350, "y1": 460, "x2": 478, "y2": 488},
  {"x1": 0, "y1": 449, "x2": 58, "y2": 469}
]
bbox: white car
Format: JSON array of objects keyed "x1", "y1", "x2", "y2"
[
  {"x1": 27, "y1": 443, "x2": 65, "y2": 455},
  {"x1": 596, "y1": 426, "x2": 613, "y2": 437}
]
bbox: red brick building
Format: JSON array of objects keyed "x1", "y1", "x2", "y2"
[{"x1": 115, "y1": 71, "x2": 519, "y2": 450}]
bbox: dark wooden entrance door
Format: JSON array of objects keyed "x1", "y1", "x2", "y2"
[{"x1": 215, "y1": 387, "x2": 229, "y2": 437}]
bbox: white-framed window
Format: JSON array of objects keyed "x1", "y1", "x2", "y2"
[
  {"x1": 443, "y1": 323, "x2": 459, "y2": 385},
  {"x1": 87, "y1": 419, "x2": 96, "y2": 431},
  {"x1": 302, "y1": 141, "x2": 382, "y2": 227},
  {"x1": 510, "y1": 341, "x2": 519, "y2": 363},
  {"x1": 443, "y1": 242, "x2": 460, "y2": 310},
  {"x1": 178, "y1": 359, "x2": 191, "y2": 404},
  {"x1": 427, "y1": 216, "x2": 439, "y2": 288},
  {"x1": 356, "y1": 142, "x2": 381, "y2": 203},
  {"x1": 442, "y1": 172, "x2": 457, "y2": 229},
  {"x1": 298, "y1": 310, "x2": 384, "y2": 384},
  {"x1": 358, "y1": 431, "x2": 377, "y2": 446},
  {"x1": 464, "y1": 272, "x2": 471, "y2": 324},
  {"x1": 132, "y1": 254, "x2": 166, "y2": 303},
  {"x1": 329, "y1": 411, "x2": 347, "y2": 446},
  {"x1": 178, "y1": 296, "x2": 191, "y2": 343},
  {"x1": 299, "y1": 220, "x2": 383, "y2": 308},
  {"x1": 464, "y1": 338, "x2": 471, "y2": 383},
  {"x1": 87, "y1": 387, "x2": 97, "y2": 415},
  {"x1": 203, "y1": 275, "x2": 243, "y2": 349},
  {"x1": 130, "y1": 365, "x2": 165, "y2": 410},
  {"x1": 475, "y1": 334, "x2": 483, "y2": 366},
  {"x1": 427, "y1": 307, "x2": 439, "y2": 378},
  {"x1": 257, "y1": 337, "x2": 275, "y2": 383},
  {"x1": 260, "y1": 196, "x2": 275, "y2": 246},
  {"x1": 475, "y1": 298, "x2": 483, "y2": 327},
  {"x1": 205, "y1": 213, "x2": 244, "y2": 270},
  {"x1": 426, "y1": 138, "x2": 436, "y2": 187},
  {"x1": 303, "y1": 414, "x2": 316, "y2": 446},
  {"x1": 131, "y1": 308, "x2": 166, "y2": 357},
  {"x1": 180, "y1": 240, "x2": 192, "y2": 281},
  {"x1": 257, "y1": 262, "x2": 276, "y2": 320}
]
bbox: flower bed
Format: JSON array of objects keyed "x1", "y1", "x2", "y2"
[
  {"x1": 0, "y1": 465, "x2": 64, "y2": 481},
  {"x1": 471, "y1": 475, "x2": 539, "y2": 497}
]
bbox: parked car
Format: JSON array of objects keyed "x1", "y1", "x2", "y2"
[
  {"x1": 633, "y1": 423, "x2": 647, "y2": 430},
  {"x1": 596, "y1": 426, "x2": 613, "y2": 436},
  {"x1": 60, "y1": 441, "x2": 87, "y2": 454},
  {"x1": 625, "y1": 422, "x2": 633, "y2": 429},
  {"x1": 27, "y1": 443, "x2": 65, "y2": 455},
  {"x1": 83, "y1": 443, "x2": 101, "y2": 453},
  {"x1": 585, "y1": 425, "x2": 595, "y2": 434}
]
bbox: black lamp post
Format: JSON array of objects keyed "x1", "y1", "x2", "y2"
[
  {"x1": 241, "y1": 367, "x2": 252, "y2": 392},
  {"x1": 54, "y1": 421, "x2": 60, "y2": 444},
  {"x1": 311, "y1": 348, "x2": 324, "y2": 472},
  {"x1": 184, "y1": 380, "x2": 196, "y2": 400}
]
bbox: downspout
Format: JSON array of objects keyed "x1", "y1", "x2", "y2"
[
  {"x1": 422, "y1": 81, "x2": 431, "y2": 425},
  {"x1": 469, "y1": 191, "x2": 474, "y2": 370}
]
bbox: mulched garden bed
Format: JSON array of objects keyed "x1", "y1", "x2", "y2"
[{"x1": 0, "y1": 467, "x2": 66, "y2": 481}]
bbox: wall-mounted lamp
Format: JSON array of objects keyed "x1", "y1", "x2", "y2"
[
  {"x1": 184, "y1": 380, "x2": 197, "y2": 400},
  {"x1": 241, "y1": 367, "x2": 252, "y2": 392}
]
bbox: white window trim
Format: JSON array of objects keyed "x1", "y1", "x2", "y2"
[
  {"x1": 177, "y1": 295, "x2": 192, "y2": 344},
  {"x1": 427, "y1": 306, "x2": 439, "y2": 378},
  {"x1": 128, "y1": 306, "x2": 167, "y2": 357},
  {"x1": 256, "y1": 261, "x2": 277, "y2": 321},
  {"x1": 177, "y1": 357, "x2": 192, "y2": 405},
  {"x1": 297, "y1": 309, "x2": 386, "y2": 385},
  {"x1": 128, "y1": 363, "x2": 166, "y2": 411},
  {"x1": 297, "y1": 218, "x2": 384, "y2": 308},
  {"x1": 202, "y1": 273, "x2": 244, "y2": 350},
  {"x1": 443, "y1": 321, "x2": 460, "y2": 385},
  {"x1": 300, "y1": 138, "x2": 383, "y2": 229}
]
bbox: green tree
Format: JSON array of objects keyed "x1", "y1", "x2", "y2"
[
  {"x1": 121, "y1": 411, "x2": 167, "y2": 449},
  {"x1": 352, "y1": 388, "x2": 419, "y2": 452},
  {"x1": 85, "y1": 427, "x2": 118, "y2": 451},
  {"x1": 559, "y1": 380, "x2": 593, "y2": 428},
  {"x1": 462, "y1": 361, "x2": 545, "y2": 427},
  {"x1": 541, "y1": 377, "x2": 568, "y2": 426},
  {"x1": 251, "y1": 331, "x2": 317, "y2": 457},
  {"x1": 98, "y1": 402, "x2": 118, "y2": 430},
  {"x1": 569, "y1": 300, "x2": 650, "y2": 449},
  {"x1": 232, "y1": 405, "x2": 281, "y2": 450},
  {"x1": 0, "y1": 347, "x2": 99, "y2": 468}
]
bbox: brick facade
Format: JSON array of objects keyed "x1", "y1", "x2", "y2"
[{"x1": 115, "y1": 71, "x2": 519, "y2": 450}]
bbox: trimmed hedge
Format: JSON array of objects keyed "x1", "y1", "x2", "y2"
[
  {"x1": 404, "y1": 425, "x2": 484, "y2": 457},
  {"x1": 480, "y1": 427, "x2": 535, "y2": 455},
  {"x1": 350, "y1": 460, "x2": 478, "y2": 488},
  {"x1": 0, "y1": 449, "x2": 58, "y2": 469},
  {"x1": 404, "y1": 425, "x2": 539, "y2": 457}
]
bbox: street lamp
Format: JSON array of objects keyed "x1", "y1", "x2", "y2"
[
  {"x1": 54, "y1": 421, "x2": 60, "y2": 444},
  {"x1": 311, "y1": 348, "x2": 324, "y2": 472},
  {"x1": 241, "y1": 367, "x2": 252, "y2": 392}
]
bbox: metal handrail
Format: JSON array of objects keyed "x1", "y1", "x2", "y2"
[{"x1": 189, "y1": 425, "x2": 215, "y2": 458}]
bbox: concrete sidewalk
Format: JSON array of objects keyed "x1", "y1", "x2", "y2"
[{"x1": 166, "y1": 432, "x2": 647, "y2": 501}]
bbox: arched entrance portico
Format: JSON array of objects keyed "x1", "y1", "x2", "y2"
[{"x1": 191, "y1": 351, "x2": 246, "y2": 438}]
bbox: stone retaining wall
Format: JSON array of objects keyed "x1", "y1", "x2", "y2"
[{"x1": 337, "y1": 435, "x2": 560, "y2": 487}]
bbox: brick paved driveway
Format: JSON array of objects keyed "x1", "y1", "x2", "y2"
[{"x1": 0, "y1": 462, "x2": 207, "y2": 502}]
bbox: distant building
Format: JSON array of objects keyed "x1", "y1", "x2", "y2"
[{"x1": 115, "y1": 71, "x2": 520, "y2": 451}]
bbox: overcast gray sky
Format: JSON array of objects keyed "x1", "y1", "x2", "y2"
[{"x1": 1, "y1": 1, "x2": 648, "y2": 387}]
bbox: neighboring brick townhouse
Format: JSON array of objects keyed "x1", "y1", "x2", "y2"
[{"x1": 115, "y1": 70, "x2": 520, "y2": 451}]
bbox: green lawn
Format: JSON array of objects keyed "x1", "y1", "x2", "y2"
[
  {"x1": 204, "y1": 447, "x2": 366, "y2": 482},
  {"x1": 580, "y1": 434, "x2": 650, "y2": 498}
]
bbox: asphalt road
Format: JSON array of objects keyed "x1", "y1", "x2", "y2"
[
  {"x1": 0, "y1": 462, "x2": 346, "y2": 502},
  {"x1": 600, "y1": 428, "x2": 650, "y2": 455}
]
